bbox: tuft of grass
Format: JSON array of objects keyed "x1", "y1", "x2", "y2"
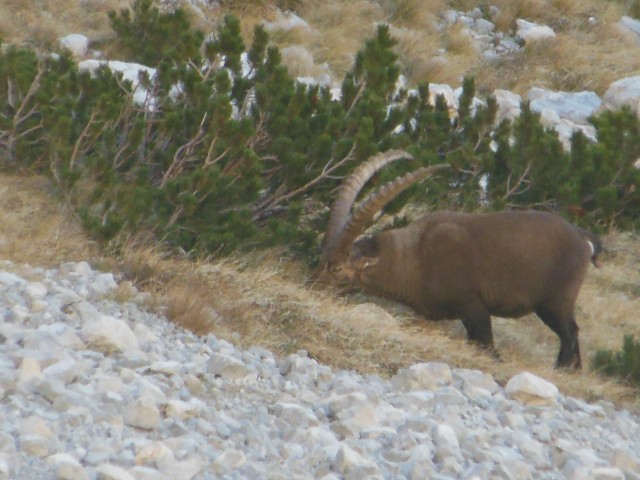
[
  {"x1": 378, "y1": 0, "x2": 447, "y2": 28},
  {"x1": 298, "y1": 0, "x2": 382, "y2": 79}
]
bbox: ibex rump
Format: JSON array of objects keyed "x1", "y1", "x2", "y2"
[{"x1": 320, "y1": 150, "x2": 601, "y2": 369}]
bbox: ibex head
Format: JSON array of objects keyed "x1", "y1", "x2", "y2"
[{"x1": 320, "y1": 150, "x2": 448, "y2": 282}]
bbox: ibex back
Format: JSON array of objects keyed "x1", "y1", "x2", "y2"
[{"x1": 320, "y1": 151, "x2": 602, "y2": 369}]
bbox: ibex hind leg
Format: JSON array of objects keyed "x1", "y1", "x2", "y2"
[
  {"x1": 460, "y1": 306, "x2": 501, "y2": 361},
  {"x1": 535, "y1": 307, "x2": 582, "y2": 369}
]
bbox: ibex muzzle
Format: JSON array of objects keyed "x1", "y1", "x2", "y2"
[{"x1": 320, "y1": 150, "x2": 602, "y2": 369}]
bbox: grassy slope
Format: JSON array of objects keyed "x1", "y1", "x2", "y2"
[{"x1": 1, "y1": 0, "x2": 639, "y2": 406}]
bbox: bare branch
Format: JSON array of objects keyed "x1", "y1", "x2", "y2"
[
  {"x1": 345, "y1": 80, "x2": 367, "y2": 119},
  {"x1": 503, "y1": 161, "x2": 532, "y2": 200},
  {"x1": 252, "y1": 144, "x2": 358, "y2": 222},
  {"x1": 69, "y1": 111, "x2": 98, "y2": 171},
  {"x1": 160, "y1": 113, "x2": 209, "y2": 187}
]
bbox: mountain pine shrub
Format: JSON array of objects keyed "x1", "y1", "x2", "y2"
[
  {"x1": 592, "y1": 335, "x2": 640, "y2": 387},
  {"x1": 0, "y1": 6, "x2": 638, "y2": 259}
]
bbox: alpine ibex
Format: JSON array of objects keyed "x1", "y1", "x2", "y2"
[{"x1": 320, "y1": 150, "x2": 602, "y2": 369}]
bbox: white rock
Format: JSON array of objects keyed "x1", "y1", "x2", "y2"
[
  {"x1": 164, "y1": 399, "x2": 203, "y2": 420},
  {"x1": 19, "y1": 434, "x2": 50, "y2": 457},
  {"x1": 333, "y1": 403, "x2": 379, "y2": 437},
  {"x1": 455, "y1": 369, "x2": 500, "y2": 397},
  {"x1": 433, "y1": 424, "x2": 462, "y2": 462},
  {"x1": 516, "y1": 19, "x2": 556, "y2": 43},
  {"x1": 17, "y1": 357, "x2": 43, "y2": 386},
  {"x1": 78, "y1": 60, "x2": 157, "y2": 106},
  {"x1": 213, "y1": 449, "x2": 246, "y2": 472},
  {"x1": 475, "y1": 18, "x2": 495, "y2": 35},
  {"x1": 95, "y1": 464, "x2": 136, "y2": 480},
  {"x1": 156, "y1": 455, "x2": 203, "y2": 480},
  {"x1": 25, "y1": 282, "x2": 47, "y2": 301},
  {"x1": 600, "y1": 75, "x2": 640, "y2": 117},
  {"x1": 611, "y1": 448, "x2": 640, "y2": 474},
  {"x1": 135, "y1": 441, "x2": 173, "y2": 465},
  {"x1": 129, "y1": 466, "x2": 170, "y2": 480},
  {"x1": 60, "y1": 34, "x2": 89, "y2": 57},
  {"x1": 506, "y1": 372, "x2": 559, "y2": 405},
  {"x1": 43, "y1": 358, "x2": 80, "y2": 384},
  {"x1": 333, "y1": 444, "x2": 381, "y2": 478},
  {"x1": 46, "y1": 453, "x2": 89, "y2": 480},
  {"x1": 391, "y1": 362, "x2": 452, "y2": 391},
  {"x1": 123, "y1": 398, "x2": 160, "y2": 430},
  {"x1": 82, "y1": 314, "x2": 139, "y2": 353},
  {"x1": 61, "y1": 261, "x2": 93, "y2": 277},
  {"x1": 528, "y1": 87, "x2": 602, "y2": 125},
  {"x1": 591, "y1": 467, "x2": 625, "y2": 480},
  {"x1": 270, "y1": 402, "x2": 319, "y2": 426},
  {"x1": 21, "y1": 415, "x2": 53, "y2": 438},
  {"x1": 0, "y1": 271, "x2": 26, "y2": 285},
  {"x1": 53, "y1": 285, "x2": 83, "y2": 305},
  {"x1": 208, "y1": 352, "x2": 257, "y2": 382},
  {"x1": 90, "y1": 273, "x2": 118, "y2": 296},
  {"x1": 618, "y1": 15, "x2": 640, "y2": 41},
  {"x1": 0, "y1": 456, "x2": 11, "y2": 477}
]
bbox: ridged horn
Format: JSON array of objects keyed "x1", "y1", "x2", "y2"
[
  {"x1": 326, "y1": 164, "x2": 450, "y2": 265},
  {"x1": 321, "y1": 150, "x2": 414, "y2": 263}
]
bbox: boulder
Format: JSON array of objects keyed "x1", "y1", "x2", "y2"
[
  {"x1": 516, "y1": 19, "x2": 556, "y2": 43},
  {"x1": 506, "y1": 372, "x2": 559, "y2": 406},
  {"x1": 599, "y1": 75, "x2": 640, "y2": 117},
  {"x1": 59, "y1": 34, "x2": 89, "y2": 57}
]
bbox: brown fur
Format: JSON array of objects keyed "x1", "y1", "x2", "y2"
[{"x1": 331, "y1": 210, "x2": 598, "y2": 369}]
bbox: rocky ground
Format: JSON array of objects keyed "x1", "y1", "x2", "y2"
[{"x1": 1, "y1": 260, "x2": 639, "y2": 480}]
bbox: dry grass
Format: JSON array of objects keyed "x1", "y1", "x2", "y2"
[
  {"x1": 0, "y1": 0, "x2": 129, "y2": 49},
  {"x1": 0, "y1": 174, "x2": 99, "y2": 267}
]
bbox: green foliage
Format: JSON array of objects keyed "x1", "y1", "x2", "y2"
[
  {"x1": 574, "y1": 108, "x2": 640, "y2": 228},
  {"x1": 108, "y1": 0, "x2": 204, "y2": 65},
  {"x1": 1, "y1": 7, "x2": 639, "y2": 260},
  {"x1": 592, "y1": 335, "x2": 640, "y2": 387}
]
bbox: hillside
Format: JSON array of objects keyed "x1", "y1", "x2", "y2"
[
  {"x1": 0, "y1": 0, "x2": 639, "y2": 407},
  {"x1": 2, "y1": 0, "x2": 640, "y2": 95},
  {"x1": 1, "y1": 172, "x2": 639, "y2": 407}
]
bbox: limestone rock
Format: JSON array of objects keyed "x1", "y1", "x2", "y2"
[
  {"x1": 123, "y1": 398, "x2": 160, "y2": 430},
  {"x1": 82, "y1": 314, "x2": 139, "y2": 353},
  {"x1": 516, "y1": 19, "x2": 556, "y2": 43},
  {"x1": 95, "y1": 464, "x2": 136, "y2": 480},
  {"x1": 506, "y1": 372, "x2": 559, "y2": 406},
  {"x1": 600, "y1": 75, "x2": 640, "y2": 117},
  {"x1": 392, "y1": 362, "x2": 453, "y2": 391}
]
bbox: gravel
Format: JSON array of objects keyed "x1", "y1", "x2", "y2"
[{"x1": 1, "y1": 260, "x2": 639, "y2": 480}]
